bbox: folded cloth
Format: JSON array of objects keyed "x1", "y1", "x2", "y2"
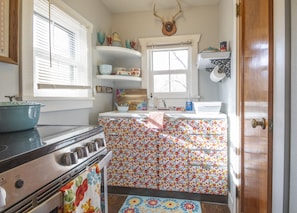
[
  {"x1": 60, "y1": 164, "x2": 102, "y2": 213},
  {"x1": 147, "y1": 111, "x2": 164, "y2": 129}
]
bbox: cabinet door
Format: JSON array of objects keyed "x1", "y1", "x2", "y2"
[
  {"x1": 187, "y1": 118, "x2": 228, "y2": 195},
  {"x1": 188, "y1": 134, "x2": 227, "y2": 150},
  {"x1": 99, "y1": 117, "x2": 159, "y2": 189},
  {"x1": 158, "y1": 129, "x2": 189, "y2": 192},
  {"x1": 187, "y1": 119, "x2": 227, "y2": 134},
  {"x1": 188, "y1": 165, "x2": 228, "y2": 195}
]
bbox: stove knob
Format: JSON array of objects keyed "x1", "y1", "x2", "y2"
[
  {"x1": 62, "y1": 152, "x2": 78, "y2": 166},
  {"x1": 15, "y1": 179, "x2": 24, "y2": 189},
  {"x1": 75, "y1": 146, "x2": 89, "y2": 158},
  {"x1": 0, "y1": 186, "x2": 6, "y2": 208},
  {"x1": 86, "y1": 142, "x2": 98, "y2": 153},
  {"x1": 95, "y1": 138, "x2": 105, "y2": 148}
]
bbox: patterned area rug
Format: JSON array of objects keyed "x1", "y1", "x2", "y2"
[{"x1": 118, "y1": 195, "x2": 202, "y2": 213}]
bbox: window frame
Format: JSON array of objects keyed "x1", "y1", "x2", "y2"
[
  {"x1": 149, "y1": 46, "x2": 191, "y2": 99},
  {"x1": 21, "y1": 0, "x2": 94, "y2": 111},
  {"x1": 139, "y1": 35, "x2": 201, "y2": 106}
]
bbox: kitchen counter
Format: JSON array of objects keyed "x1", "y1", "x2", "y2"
[{"x1": 98, "y1": 110, "x2": 227, "y2": 119}]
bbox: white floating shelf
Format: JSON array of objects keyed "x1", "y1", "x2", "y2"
[
  {"x1": 96, "y1": 75, "x2": 142, "y2": 82},
  {"x1": 96, "y1": 46, "x2": 141, "y2": 60},
  {"x1": 197, "y1": 51, "x2": 231, "y2": 71},
  {"x1": 199, "y1": 51, "x2": 231, "y2": 59}
]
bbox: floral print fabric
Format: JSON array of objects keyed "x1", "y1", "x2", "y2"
[
  {"x1": 118, "y1": 195, "x2": 202, "y2": 213},
  {"x1": 60, "y1": 164, "x2": 102, "y2": 213}
]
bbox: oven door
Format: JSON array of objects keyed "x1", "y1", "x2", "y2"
[
  {"x1": 9, "y1": 151, "x2": 112, "y2": 213},
  {"x1": 28, "y1": 192, "x2": 63, "y2": 213}
]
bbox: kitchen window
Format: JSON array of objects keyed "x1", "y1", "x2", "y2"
[
  {"x1": 139, "y1": 35, "x2": 201, "y2": 106},
  {"x1": 21, "y1": 0, "x2": 93, "y2": 110},
  {"x1": 149, "y1": 47, "x2": 190, "y2": 97}
]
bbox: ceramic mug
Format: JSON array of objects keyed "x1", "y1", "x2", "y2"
[
  {"x1": 130, "y1": 40, "x2": 136, "y2": 50},
  {"x1": 97, "y1": 31, "x2": 105, "y2": 45},
  {"x1": 106, "y1": 36, "x2": 112, "y2": 46},
  {"x1": 125, "y1": 40, "x2": 131, "y2": 48}
]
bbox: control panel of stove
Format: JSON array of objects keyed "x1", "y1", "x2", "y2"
[
  {"x1": 61, "y1": 137, "x2": 106, "y2": 166},
  {"x1": 0, "y1": 129, "x2": 109, "y2": 212}
]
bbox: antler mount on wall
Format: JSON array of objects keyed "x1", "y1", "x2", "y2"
[{"x1": 153, "y1": 0, "x2": 182, "y2": 36}]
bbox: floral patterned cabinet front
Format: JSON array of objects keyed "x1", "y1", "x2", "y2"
[
  {"x1": 186, "y1": 119, "x2": 228, "y2": 195},
  {"x1": 98, "y1": 117, "x2": 159, "y2": 189},
  {"x1": 98, "y1": 115, "x2": 228, "y2": 196}
]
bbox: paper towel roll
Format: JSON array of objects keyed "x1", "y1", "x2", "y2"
[{"x1": 210, "y1": 65, "x2": 226, "y2": 82}]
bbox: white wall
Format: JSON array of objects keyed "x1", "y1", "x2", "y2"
[
  {"x1": 0, "y1": 62, "x2": 19, "y2": 102},
  {"x1": 290, "y1": 0, "x2": 297, "y2": 211},
  {"x1": 0, "y1": 1, "x2": 226, "y2": 125},
  {"x1": 0, "y1": 0, "x2": 112, "y2": 125},
  {"x1": 60, "y1": 0, "x2": 113, "y2": 125},
  {"x1": 216, "y1": 1, "x2": 237, "y2": 213},
  {"x1": 273, "y1": 0, "x2": 291, "y2": 212},
  {"x1": 111, "y1": 5, "x2": 220, "y2": 101}
]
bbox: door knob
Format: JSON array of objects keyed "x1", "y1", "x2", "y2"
[{"x1": 251, "y1": 118, "x2": 266, "y2": 129}]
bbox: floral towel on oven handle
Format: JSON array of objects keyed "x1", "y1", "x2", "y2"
[{"x1": 60, "y1": 164, "x2": 102, "y2": 213}]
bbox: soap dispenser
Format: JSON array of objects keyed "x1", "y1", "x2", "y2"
[{"x1": 148, "y1": 93, "x2": 155, "y2": 110}]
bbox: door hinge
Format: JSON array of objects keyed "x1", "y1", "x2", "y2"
[
  {"x1": 268, "y1": 119, "x2": 273, "y2": 132},
  {"x1": 236, "y1": 186, "x2": 240, "y2": 198},
  {"x1": 236, "y1": 3, "x2": 241, "y2": 17}
]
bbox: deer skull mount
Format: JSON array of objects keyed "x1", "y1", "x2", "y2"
[{"x1": 154, "y1": 0, "x2": 182, "y2": 36}]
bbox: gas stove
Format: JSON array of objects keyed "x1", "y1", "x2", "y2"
[
  {"x1": 0, "y1": 125, "x2": 104, "y2": 173},
  {"x1": 0, "y1": 125, "x2": 112, "y2": 213}
]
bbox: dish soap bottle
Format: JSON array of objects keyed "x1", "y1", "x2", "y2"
[
  {"x1": 185, "y1": 99, "x2": 193, "y2": 111},
  {"x1": 148, "y1": 93, "x2": 155, "y2": 110}
]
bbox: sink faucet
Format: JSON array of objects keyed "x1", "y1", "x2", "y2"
[
  {"x1": 162, "y1": 99, "x2": 167, "y2": 108},
  {"x1": 5, "y1": 96, "x2": 16, "y2": 102}
]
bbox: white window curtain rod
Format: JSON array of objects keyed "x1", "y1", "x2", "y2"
[{"x1": 146, "y1": 40, "x2": 192, "y2": 48}]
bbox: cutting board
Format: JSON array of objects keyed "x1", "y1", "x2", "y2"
[{"x1": 115, "y1": 89, "x2": 147, "y2": 110}]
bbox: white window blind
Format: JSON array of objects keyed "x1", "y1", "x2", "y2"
[{"x1": 33, "y1": 0, "x2": 91, "y2": 98}]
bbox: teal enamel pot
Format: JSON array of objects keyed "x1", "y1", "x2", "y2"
[{"x1": 0, "y1": 102, "x2": 44, "y2": 133}]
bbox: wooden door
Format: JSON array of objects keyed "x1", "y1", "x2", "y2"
[{"x1": 238, "y1": 0, "x2": 273, "y2": 212}]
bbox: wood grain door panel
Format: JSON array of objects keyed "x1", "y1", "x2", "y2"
[{"x1": 239, "y1": 0, "x2": 273, "y2": 212}]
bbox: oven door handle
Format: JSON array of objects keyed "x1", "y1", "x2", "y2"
[
  {"x1": 98, "y1": 151, "x2": 112, "y2": 170},
  {"x1": 28, "y1": 192, "x2": 63, "y2": 213}
]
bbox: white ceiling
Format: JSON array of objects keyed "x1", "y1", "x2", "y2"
[{"x1": 100, "y1": 0, "x2": 220, "y2": 14}]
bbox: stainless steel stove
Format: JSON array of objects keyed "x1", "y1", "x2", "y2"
[{"x1": 0, "y1": 125, "x2": 112, "y2": 213}]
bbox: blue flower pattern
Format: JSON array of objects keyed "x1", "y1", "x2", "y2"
[
  {"x1": 119, "y1": 195, "x2": 202, "y2": 213},
  {"x1": 87, "y1": 168, "x2": 101, "y2": 185}
]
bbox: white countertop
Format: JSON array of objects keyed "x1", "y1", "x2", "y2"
[{"x1": 98, "y1": 110, "x2": 227, "y2": 119}]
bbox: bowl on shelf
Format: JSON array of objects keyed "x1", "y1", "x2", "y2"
[
  {"x1": 117, "y1": 105, "x2": 129, "y2": 112},
  {"x1": 115, "y1": 102, "x2": 129, "y2": 112},
  {"x1": 112, "y1": 41, "x2": 122, "y2": 47},
  {"x1": 98, "y1": 64, "x2": 112, "y2": 75},
  {"x1": 113, "y1": 67, "x2": 126, "y2": 75}
]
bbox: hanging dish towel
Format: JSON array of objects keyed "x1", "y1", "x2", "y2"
[
  {"x1": 60, "y1": 164, "x2": 102, "y2": 213},
  {"x1": 147, "y1": 111, "x2": 165, "y2": 129}
]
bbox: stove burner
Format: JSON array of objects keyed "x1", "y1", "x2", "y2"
[{"x1": 0, "y1": 145, "x2": 7, "y2": 153}]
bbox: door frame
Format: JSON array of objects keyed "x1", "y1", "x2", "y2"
[
  {"x1": 290, "y1": 0, "x2": 297, "y2": 212},
  {"x1": 272, "y1": 0, "x2": 291, "y2": 212}
]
